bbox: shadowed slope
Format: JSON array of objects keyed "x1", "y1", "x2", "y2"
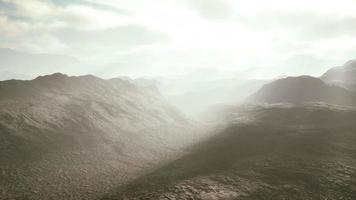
[
  {"x1": 104, "y1": 104, "x2": 356, "y2": 200},
  {"x1": 0, "y1": 73, "x2": 199, "y2": 200}
]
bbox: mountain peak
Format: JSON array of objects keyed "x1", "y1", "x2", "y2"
[
  {"x1": 34, "y1": 73, "x2": 104, "y2": 83},
  {"x1": 343, "y1": 59, "x2": 356, "y2": 69},
  {"x1": 271, "y1": 75, "x2": 324, "y2": 86},
  {"x1": 35, "y1": 72, "x2": 69, "y2": 80},
  {"x1": 248, "y1": 76, "x2": 355, "y2": 106},
  {"x1": 321, "y1": 59, "x2": 356, "y2": 89}
]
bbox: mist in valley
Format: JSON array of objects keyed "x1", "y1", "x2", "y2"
[{"x1": 2, "y1": 0, "x2": 356, "y2": 200}]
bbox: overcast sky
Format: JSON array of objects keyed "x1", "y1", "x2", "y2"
[{"x1": 1, "y1": 0, "x2": 356, "y2": 79}]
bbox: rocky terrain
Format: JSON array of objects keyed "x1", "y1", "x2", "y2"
[
  {"x1": 102, "y1": 67, "x2": 356, "y2": 199},
  {"x1": 0, "y1": 73, "x2": 201, "y2": 200},
  {"x1": 3, "y1": 61, "x2": 356, "y2": 200},
  {"x1": 321, "y1": 60, "x2": 356, "y2": 91},
  {"x1": 104, "y1": 104, "x2": 356, "y2": 200},
  {"x1": 248, "y1": 76, "x2": 356, "y2": 107}
]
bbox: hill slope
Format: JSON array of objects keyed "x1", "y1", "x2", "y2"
[
  {"x1": 321, "y1": 60, "x2": 356, "y2": 91},
  {"x1": 248, "y1": 76, "x2": 356, "y2": 106},
  {"x1": 105, "y1": 104, "x2": 356, "y2": 200},
  {"x1": 0, "y1": 73, "x2": 198, "y2": 200}
]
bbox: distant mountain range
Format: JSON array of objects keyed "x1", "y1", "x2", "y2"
[
  {"x1": 0, "y1": 73, "x2": 197, "y2": 200},
  {"x1": 2, "y1": 57, "x2": 356, "y2": 200},
  {"x1": 162, "y1": 78, "x2": 269, "y2": 116},
  {"x1": 248, "y1": 60, "x2": 356, "y2": 107},
  {"x1": 249, "y1": 76, "x2": 356, "y2": 106},
  {"x1": 164, "y1": 59, "x2": 356, "y2": 115},
  {"x1": 99, "y1": 59, "x2": 356, "y2": 200}
]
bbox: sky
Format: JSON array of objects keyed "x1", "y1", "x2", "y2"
[{"x1": 1, "y1": 0, "x2": 356, "y2": 79}]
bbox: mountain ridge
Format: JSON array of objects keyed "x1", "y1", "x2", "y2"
[
  {"x1": 321, "y1": 60, "x2": 356, "y2": 90},
  {"x1": 248, "y1": 75, "x2": 356, "y2": 107},
  {"x1": 103, "y1": 104, "x2": 356, "y2": 200},
  {"x1": 0, "y1": 72, "x2": 198, "y2": 200}
]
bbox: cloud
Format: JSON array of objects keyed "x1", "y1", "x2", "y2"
[
  {"x1": 55, "y1": 24, "x2": 167, "y2": 45},
  {"x1": 51, "y1": 0, "x2": 131, "y2": 15},
  {"x1": 0, "y1": 0, "x2": 164, "y2": 55},
  {"x1": 0, "y1": 15, "x2": 64, "y2": 52},
  {"x1": 238, "y1": 11, "x2": 356, "y2": 40},
  {"x1": 182, "y1": 0, "x2": 232, "y2": 19},
  {"x1": 58, "y1": 4, "x2": 133, "y2": 30},
  {"x1": 1, "y1": 0, "x2": 54, "y2": 18},
  {"x1": 0, "y1": 0, "x2": 134, "y2": 30},
  {"x1": 1, "y1": 0, "x2": 356, "y2": 80},
  {"x1": 51, "y1": 24, "x2": 169, "y2": 63}
]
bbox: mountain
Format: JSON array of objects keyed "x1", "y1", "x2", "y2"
[
  {"x1": 103, "y1": 104, "x2": 356, "y2": 199},
  {"x1": 248, "y1": 76, "x2": 356, "y2": 107},
  {"x1": 160, "y1": 78, "x2": 269, "y2": 117},
  {"x1": 0, "y1": 71, "x2": 32, "y2": 81},
  {"x1": 321, "y1": 60, "x2": 356, "y2": 91},
  {"x1": 0, "y1": 73, "x2": 199, "y2": 200}
]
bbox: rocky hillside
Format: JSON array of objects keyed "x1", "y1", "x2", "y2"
[
  {"x1": 0, "y1": 73, "x2": 199, "y2": 200},
  {"x1": 248, "y1": 76, "x2": 356, "y2": 107},
  {"x1": 105, "y1": 104, "x2": 356, "y2": 200},
  {"x1": 321, "y1": 60, "x2": 356, "y2": 91}
]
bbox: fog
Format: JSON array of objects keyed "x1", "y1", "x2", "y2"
[
  {"x1": 2, "y1": 0, "x2": 356, "y2": 118},
  {"x1": 2, "y1": 1, "x2": 356, "y2": 200}
]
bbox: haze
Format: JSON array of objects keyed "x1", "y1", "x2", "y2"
[
  {"x1": 1, "y1": 0, "x2": 356, "y2": 80},
  {"x1": 3, "y1": 1, "x2": 356, "y2": 199}
]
